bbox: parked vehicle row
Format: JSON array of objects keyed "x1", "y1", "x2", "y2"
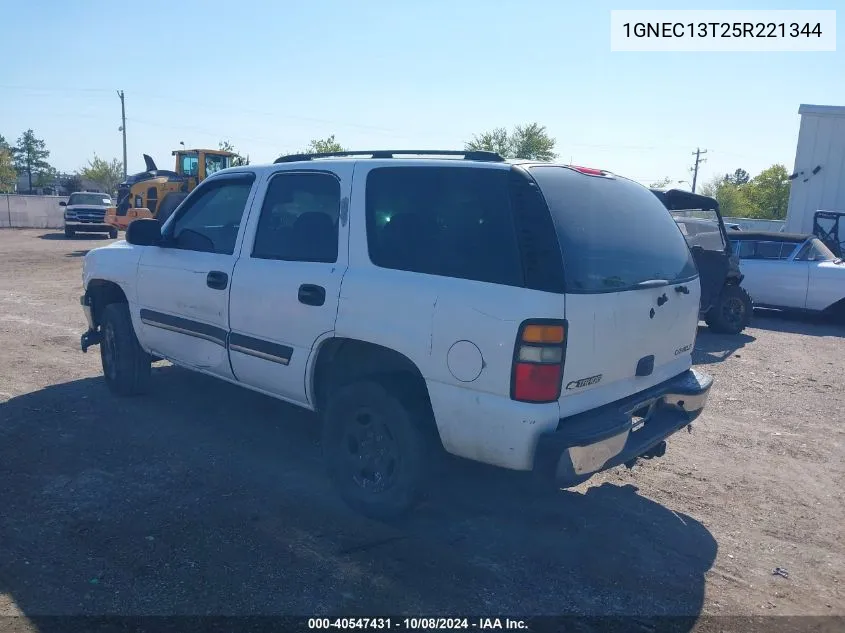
[{"x1": 78, "y1": 151, "x2": 714, "y2": 519}]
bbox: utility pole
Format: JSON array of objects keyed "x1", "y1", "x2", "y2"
[
  {"x1": 117, "y1": 90, "x2": 127, "y2": 179},
  {"x1": 691, "y1": 147, "x2": 708, "y2": 193}
]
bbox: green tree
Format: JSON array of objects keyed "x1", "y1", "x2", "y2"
[
  {"x1": 12, "y1": 129, "x2": 52, "y2": 193},
  {"x1": 219, "y1": 140, "x2": 250, "y2": 166},
  {"x1": 35, "y1": 166, "x2": 58, "y2": 191},
  {"x1": 745, "y1": 164, "x2": 790, "y2": 220},
  {"x1": 79, "y1": 155, "x2": 124, "y2": 195},
  {"x1": 61, "y1": 173, "x2": 84, "y2": 194},
  {"x1": 303, "y1": 134, "x2": 346, "y2": 154},
  {"x1": 724, "y1": 168, "x2": 750, "y2": 186},
  {"x1": 699, "y1": 176, "x2": 754, "y2": 218},
  {"x1": 649, "y1": 177, "x2": 673, "y2": 189},
  {"x1": 0, "y1": 148, "x2": 15, "y2": 193},
  {"x1": 466, "y1": 122, "x2": 557, "y2": 161}
]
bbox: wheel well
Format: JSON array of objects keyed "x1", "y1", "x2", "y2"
[
  {"x1": 312, "y1": 338, "x2": 440, "y2": 442},
  {"x1": 86, "y1": 280, "x2": 127, "y2": 327},
  {"x1": 823, "y1": 296, "x2": 845, "y2": 319}
]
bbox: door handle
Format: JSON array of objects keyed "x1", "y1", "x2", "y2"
[
  {"x1": 298, "y1": 284, "x2": 326, "y2": 306},
  {"x1": 206, "y1": 270, "x2": 228, "y2": 290}
]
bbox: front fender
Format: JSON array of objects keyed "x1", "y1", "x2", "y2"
[{"x1": 82, "y1": 240, "x2": 143, "y2": 303}]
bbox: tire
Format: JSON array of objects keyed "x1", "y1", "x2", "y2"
[
  {"x1": 705, "y1": 284, "x2": 752, "y2": 334},
  {"x1": 100, "y1": 303, "x2": 152, "y2": 396},
  {"x1": 108, "y1": 227, "x2": 118, "y2": 239},
  {"x1": 322, "y1": 379, "x2": 431, "y2": 520},
  {"x1": 64, "y1": 227, "x2": 75, "y2": 238}
]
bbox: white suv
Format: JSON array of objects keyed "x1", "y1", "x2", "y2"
[{"x1": 79, "y1": 150, "x2": 713, "y2": 519}]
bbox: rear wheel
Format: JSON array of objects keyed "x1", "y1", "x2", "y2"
[
  {"x1": 706, "y1": 284, "x2": 752, "y2": 334},
  {"x1": 100, "y1": 303, "x2": 151, "y2": 396},
  {"x1": 322, "y1": 380, "x2": 431, "y2": 520}
]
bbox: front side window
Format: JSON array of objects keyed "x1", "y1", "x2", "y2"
[
  {"x1": 795, "y1": 238, "x2": 837, "y2": 262},
  {"x1": 181, "y1": 154, "x2": 199, "y2": 177},
  {"x1": 733, "y1": 240, "x2": 756, "y2": 259},
  {"x1": 365, "y1": 166, "x2": 523, "y2": 287},
  {"x1": 205, "y1": 154, "x2": 231, "y2": 177},
  {"x1": 252, "y1": 172, "x2": 340, "y2": 263},
  {"x1": 168, "y1": 176, "x2": 255, "y2": 254}
]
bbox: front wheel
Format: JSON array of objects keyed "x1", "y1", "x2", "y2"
[
  {"x1": 64, "y1": 227, "x2": 75, "y2": 238},
  {"x1": 322, "y1": 380, "x2": 430, "y2": 521},
  {"x1": 108, "y1": 227, "x2": 118, "y2": 239},
  {"x1": 100, "y1": 303, "x2": 151, "y2": 396},
  {"x1": 705, "y1": 284, "x2": 752, "y2": 334}
]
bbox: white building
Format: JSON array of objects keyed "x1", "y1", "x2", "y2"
[{"x1": 785, "y1": 104, "x2": 845, "y2": 252}]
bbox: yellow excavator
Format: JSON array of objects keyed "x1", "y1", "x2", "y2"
[{"x1": 105, "y1": 148, "x2": 235, "y2": 230}]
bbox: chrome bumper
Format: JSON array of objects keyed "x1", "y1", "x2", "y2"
[{"x1": 534, "y1": 368, "x2": 714, "y2": 485}]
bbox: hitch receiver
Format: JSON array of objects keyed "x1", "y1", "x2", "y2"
[{"x1": 81, "y1": 329, "x2": 102, "y2": 353}]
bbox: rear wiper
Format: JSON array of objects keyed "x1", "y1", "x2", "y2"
[{"x1": 637, "y1": 279, "x2": 670, "y2": 288}]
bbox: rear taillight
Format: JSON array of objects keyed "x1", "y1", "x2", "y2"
[{"x1": 511, "y1": 320, "x2": 567, "y2": 403}]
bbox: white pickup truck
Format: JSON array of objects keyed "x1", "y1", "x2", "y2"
[{"x1": 79, "y1": 150, "x2": 713, "y2": 519}]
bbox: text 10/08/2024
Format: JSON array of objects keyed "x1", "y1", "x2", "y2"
[{"x1": 308, "y1": 618, "x2": 528, "y2": 630}]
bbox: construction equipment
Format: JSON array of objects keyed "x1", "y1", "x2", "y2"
[{"x1": 105, "y1": 148, "x2": 235, "y2": 231}]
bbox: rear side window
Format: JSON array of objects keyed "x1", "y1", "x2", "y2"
[
  {"x1": 365, "y1": 167, "x2": 523, "y2": 287},
  {"x1": 528, "y1": 166, "x2": 698, "y2": 293}
]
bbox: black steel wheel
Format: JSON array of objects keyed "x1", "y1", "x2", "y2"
[
  {"x1": 706, "y1": 284, "x2": 752, "y2": 334},
  {"x1": 322, "y1": 380, "x2": 429, "y2": 520}
]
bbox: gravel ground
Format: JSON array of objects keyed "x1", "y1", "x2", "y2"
[{"x1": 0, "y1": 229, "x2": 843, "y2": 631}]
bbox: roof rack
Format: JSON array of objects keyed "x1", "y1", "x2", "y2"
[{"x1": 273, "y1": 149, "x2": 505, "y2": 164}]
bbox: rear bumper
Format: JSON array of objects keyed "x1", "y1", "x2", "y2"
[{"x1": 533, "y1": 368, "x2": 713, "y2": 486}]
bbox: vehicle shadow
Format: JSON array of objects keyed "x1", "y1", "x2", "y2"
[
  {"x1": 38, "y1": 232, "x2": 109, "y2": 241},
  {"x1": 692, "y1": 326, "x2": 755, "y2": 365},
  {"x1": 751, "y1": 308, "x2": 845, "y2": 338},
  {"x1": 64, "y1": 250, "x2": 90, "y2": 258},
  {"x1": 0, "y1": 366, "x2": 716, "y2": 625}
]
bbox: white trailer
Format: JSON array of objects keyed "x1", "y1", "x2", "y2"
[{"x1": 785, "y1": 104, "x2": 845, "y2": 254}]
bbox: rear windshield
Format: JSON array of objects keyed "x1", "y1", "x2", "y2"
[
  {"x1": 69, "y1": 193, "x2": 112, "y2": 206},
  {"x1": 528, "y1": 166, "x2": 698, "y2": 293}
]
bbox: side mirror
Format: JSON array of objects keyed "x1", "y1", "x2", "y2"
[
  {"x1": 59, "y1": 201, "x2": 67, "y2": 207},
  {"x1": 126, "y1": 218, "x2": 163, "y2": 246}
]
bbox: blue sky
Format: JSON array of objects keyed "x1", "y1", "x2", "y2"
[{"x1": 1, "y1": 0, "x2": 841, "y2": 187}]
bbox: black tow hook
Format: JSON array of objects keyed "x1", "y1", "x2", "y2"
[{"x1": 81, "y1": 329, "x2": 102, "y2": 353}]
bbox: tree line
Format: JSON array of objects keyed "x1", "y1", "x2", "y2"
[
  {"x1": 0, "y1": 128, "x2": 124, "y2": 196},
  {"x1": 2, "y1": 125, "x2": 791, "y2": 222},
  {"x1": 698, "y1": 166, "x2": 791, "y2": 220}
]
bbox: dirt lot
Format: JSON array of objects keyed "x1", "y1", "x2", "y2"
[{"x1": 1, "y1": 229, "x2": 843, "y2": 630}]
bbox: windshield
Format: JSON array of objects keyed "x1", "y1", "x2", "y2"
[
  {"x1": 528, "y1": 166, "x2": 698, "y2": 293},
  {"x1": 68, "y1": 193, "x2": 112, "y2": 206},
  {"x1": 796, "y1": 238, "x2": 839, "y2": 262},
  {"x1": 671, "y1": 210, "x2": 727, "y2": 252}
]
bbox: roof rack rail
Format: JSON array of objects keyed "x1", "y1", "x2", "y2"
[{"x1": 273, "y1": 149, "x2": 505, "y2": 164}]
